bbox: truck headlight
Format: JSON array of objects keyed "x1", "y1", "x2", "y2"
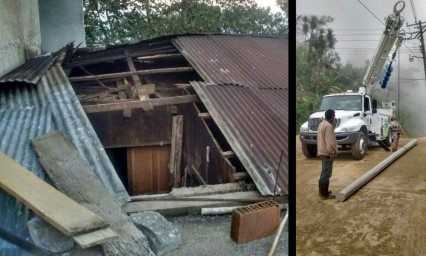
[
  {"x1": 340, "y1": 126, "x2": 357, "y2": 132},
  {"x1": 300, "y1": 127, "x2": 309, "y2": 133}
]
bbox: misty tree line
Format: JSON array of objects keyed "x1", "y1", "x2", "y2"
[
  {"x1": 84, "y1": 0, "x2": 288, "y2": 45},
  {"x1": 296, "y1": 15, "x2": 370, "y2": 133}
]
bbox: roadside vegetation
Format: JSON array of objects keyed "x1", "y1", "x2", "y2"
[
  {"x1": 296, "y1": 15, "x2": 369, "y2": 134},
  {"x1": 83, "y1": 0, "x2": 288, "y2": 45}
]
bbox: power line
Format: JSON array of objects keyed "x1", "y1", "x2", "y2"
[{"x1": 356, "y1": 0, "x2": 385, "y2": 26}]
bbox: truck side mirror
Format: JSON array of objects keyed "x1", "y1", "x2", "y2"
[
  {"x1": 372, "y1": 99, "x2": 377, "y2": 114},
  {"x1": 309, "y1": 102, "x2": 313, "y2": 114}
]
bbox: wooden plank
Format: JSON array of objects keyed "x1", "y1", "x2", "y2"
[
  {"x1": 198, "y1": 112, "x2": 211, "y2": 119},
  {"x1": 73, "y1": 227, "x2": 117, "y2": 249},
  {"x1": 0, "y1": 152, "x2": 108, "y2": 237},
  {"x1": 169, "y1": 115, "x2": 184, "y2": 188},
  {"x1": 123, "y1": 191, "x2": 266, "y2": 214},
  {"x1": 83, "y1": 94, "x2": 199, "y2": 113},
  {"x1": 31, "y1": 131, "x2": 154, "y2": 255},
  {"x1": 116, "y1": 80, "x2": 132, "y2": 118},
  {"x1": 233, "y1": 172, "x2": 248, "y2": 181},
  {"x1": 64, "y1": 48, "x2": 178, "y2": 68},
  {"x1": 68, "y1": 67, "x2": 194, "y2": 82},
  {"x1": 190, "y1": 165, "x2": 206, "y2": 185},
  {"x1": 78, "y1": 66, "x2": 109, "y2": 89},
  {"x1": 174, "y1": 83, "x2": 191, "y2": 89},
  {"x1": 222, "y1": 151, "x2": 236, "y2": 158},
  {"x1": 137, "y1": 53, "x2": 182, "y2": 60}
]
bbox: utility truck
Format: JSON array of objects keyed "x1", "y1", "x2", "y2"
[{"x1": 299, "y1": 1, "x2": 405, "y2": 160}]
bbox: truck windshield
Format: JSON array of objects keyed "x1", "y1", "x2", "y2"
[{"x1": 319, "y1": 95, "x2": 362, "y2": 111}]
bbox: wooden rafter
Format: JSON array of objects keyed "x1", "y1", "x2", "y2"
[
  {"x1": 68, "y1": 67, "x2": 194, "y2": 82},
  {"x1": 83, "y1": 94, "x2": 199, "y2": 113}
]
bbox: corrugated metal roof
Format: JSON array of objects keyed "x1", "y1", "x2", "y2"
[
  {"x1": 0, "y1": 55, "x2": 57, "y2": 85},
  {"x1": 0, "y1": 64, "x2": 130, "y2": 254},
  {"x1": 191, "y1": 82, "x2": 288, "y2": 195},
  {"x1": 173, "y1": 35, "x2": 288, "y2": 89},
  {"x1": 175, "y1": 35, "x2": 288, "y2": 196},
  {"x1": 0, "y1": 106, "x2": 51, "y2": 256}
]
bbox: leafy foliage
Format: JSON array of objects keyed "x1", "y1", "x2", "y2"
[
  {"x1": 84, "y1": 0, "x2": 288, "y2": 45},
  {"x1": 296, "y1": 15, "x2": 367, "y2": 133}
]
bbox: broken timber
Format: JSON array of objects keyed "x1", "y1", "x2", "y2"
[
  {"x1": 0, "y1": 152, "x2": 116, "y2": 248},
  {"x1": 169, "y1": 115, "x2": 183, "y2": 188},
  {"x1": 123, "y1": 191, "x2": 266, "y2": 215},
  {"x1": 68, "y1": 67, "x2": 194, "y2": 82},
  {"x1": 32, "y1": 131, "x2": 155, "y2": 255},
  {"x1": 83, "y1": 94, "x2": 199, "y2": 113}
]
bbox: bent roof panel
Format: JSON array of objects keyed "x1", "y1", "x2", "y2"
[
  {"x1": 192, "y1": 82, "x2": 288, "y2": 195},
  {"x1": 0, "y1": 55, "x2": 57, "y2": 85},
  {"x1": 173, "y1": 35, "x2": 288, "y2": 89}
]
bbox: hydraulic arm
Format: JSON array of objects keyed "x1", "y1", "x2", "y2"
[{"x1": 363, "y1": 1, "x2": 405, "y2": 93}]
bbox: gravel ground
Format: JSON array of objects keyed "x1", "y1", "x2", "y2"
[{"x1": 163, "y1": 211, "x2": 288, "y2": 256}]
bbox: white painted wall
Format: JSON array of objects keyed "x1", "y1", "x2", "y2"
[
  {"x1": 0, "y1": 0, "x2": 41, "y2": 77},
  {"x1": 39, "y1": 0, "x2": 86, "y2": 52}
]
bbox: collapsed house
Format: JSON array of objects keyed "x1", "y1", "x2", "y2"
[
  {"x1": 64, "y1": 34, "x2": 288, "y2": 196},
  {"x1": 0, "y1": 33, "x2": 288, "y2": 254}
]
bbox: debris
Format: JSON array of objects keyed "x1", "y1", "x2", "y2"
[
  {"x1": 27, "y1": 216, "x2": 75, "y2": 254},
  {"x1": 125, "y1": 191, "x2": 265, "y2": 215},
  {"x1": 32, "y1": 131, "x2": 155, "y2": 255},
  {"x1": 0, "y1": 151, "x2": 114, "y2": 247},
  {"x1": 230, "y1": 201, "x2": 281, "y2": 244},
  {"x1": 130, "y1": 211, "x2": 181, "y2": 255}
]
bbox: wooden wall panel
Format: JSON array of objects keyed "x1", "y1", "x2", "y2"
[
  {"x1": 182, "y1": 104, "x2": 236, "y2": 185},
  {"x1": 87, "y1": 106, "x2": 172, "y2": 148},
  {"x1": 127, "y1": 146, "x2": 171, "y2": 195}
]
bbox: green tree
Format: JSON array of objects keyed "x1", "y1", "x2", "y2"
[{"x1": 84, "y1": 0, "x2": 288, "y2": 45}]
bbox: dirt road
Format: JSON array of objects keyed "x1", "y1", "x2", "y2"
[{"x1": 296, "y1": 136, "x2": 426, "y2": 256}]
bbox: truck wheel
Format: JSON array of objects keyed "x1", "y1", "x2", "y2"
[
  {"x1": 352, "y1": 132, "x2": 367, "y2": 160},
  {"x1": 302, "y1": 143, "x2": 317, "y2": 158},
  {"x1": 384, "y1": 128, "x2": 392, "y2": 147}
]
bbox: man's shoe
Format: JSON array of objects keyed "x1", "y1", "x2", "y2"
[{"x1": 320, "y1": 193, "x2": 336, "y2": 200}]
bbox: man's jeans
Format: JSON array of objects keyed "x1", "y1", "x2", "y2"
[{"x1": 320, "y1": 156, "x2": 333, "y2": 183}]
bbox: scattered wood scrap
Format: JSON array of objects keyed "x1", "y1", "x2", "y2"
[
  {"x1": 32, "y1": 131, "x2": 155, "y2": 255},
  {"x1": 123, "y1": 191, "x2": 270, "y2": 215},
  {"x1": 0, "y1": 152, "x2": 116, "y2": 248}
]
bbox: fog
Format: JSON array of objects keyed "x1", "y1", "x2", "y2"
[{"x1": 297, "y1": 0, "x2": 426, "y2": 137}]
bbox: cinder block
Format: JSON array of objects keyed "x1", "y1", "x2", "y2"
[{"x1": 230, "y1": 200, "x2": 280, "y2": 244}]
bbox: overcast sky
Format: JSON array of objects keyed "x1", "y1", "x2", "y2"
[
  {"x1": 255, "y1": 0, "x2": 281, "y2": 13},
  {"x1": 296, "y1": 0, "x2": 426, "y2": 68},
  {"x1": 297, "y1": 0, "x2": 426, "y2": 136}
]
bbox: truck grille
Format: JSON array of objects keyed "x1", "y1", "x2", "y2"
[
  {"x1": 308, "y1": 118, "x2": 322, "y2": 131},
  {"x1": 308, "y1": 118, "x2": 341, "y2": 131}
]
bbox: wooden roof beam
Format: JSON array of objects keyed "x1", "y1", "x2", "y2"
[
  {"x1": 68, "y1": 67, "x2": 194, "y2": 82},
  {"x1": 83, "y1": 94, "x2": 199, "y2": 113}
]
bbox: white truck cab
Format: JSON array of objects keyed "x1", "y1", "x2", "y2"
[{"x1": 300, "y1": 88, "x2": 393, "y2": 160}]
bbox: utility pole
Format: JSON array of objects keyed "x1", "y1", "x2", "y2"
[
  {"x1": 419, "y1": 21, "x2": 426, "y2": 79},
  {"x1": 407, "y1": 20, "x2": 426, "y2": 79}
]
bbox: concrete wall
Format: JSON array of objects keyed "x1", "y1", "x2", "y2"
[
  {"x1": 39, "y1": 0, "x2": 86, "y2": 52},
  {"x1": 0, "y1": 0, "x2": 41, "y2": 77}
]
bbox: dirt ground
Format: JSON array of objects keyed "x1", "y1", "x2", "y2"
[
  {"x1": 296, "y1": 136, "x2": 426, "y2": 256},
  {"x1": 164, "y1": 211, "x2": 288, "y2": 256}
]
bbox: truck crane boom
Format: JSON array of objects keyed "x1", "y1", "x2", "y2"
[{"x1": 363, "y1": 1, "x2": 405, "y2": 93}]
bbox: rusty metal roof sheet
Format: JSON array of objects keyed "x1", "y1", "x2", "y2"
[
  {"x1": 191, "y1": 82, "x2": 288, "y2": 196},
  {"x1": 173, "y1": 35, "x2": 287, "y2": 89},
  {"x1": 0, "y1": 55, "x2": 57, "y2": 85}
]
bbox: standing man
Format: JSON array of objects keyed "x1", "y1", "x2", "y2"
[
  {"x1": 317, "y1": 109, "x2": 338, "y2": 200},
  {"x1": 390, "y1": 116, "x2": 403, "y2": 152}
]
